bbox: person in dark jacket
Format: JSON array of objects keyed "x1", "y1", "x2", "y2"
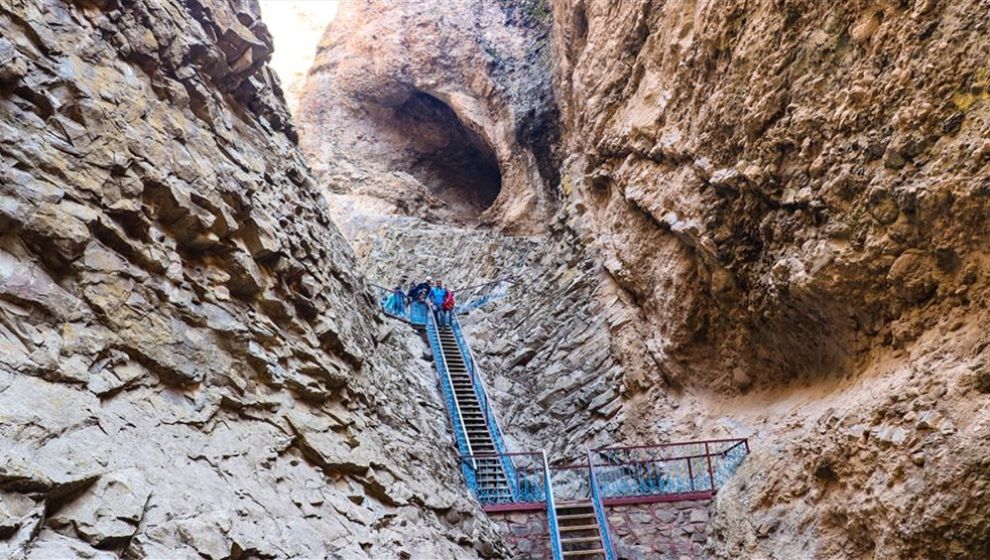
[{"x1": 409, "y1": 278, "x2": 431, "y2": 302}]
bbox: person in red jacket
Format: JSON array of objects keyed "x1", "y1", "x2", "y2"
[{"x1": 440, "y1": 289, "x2": 455, "y2": 327}]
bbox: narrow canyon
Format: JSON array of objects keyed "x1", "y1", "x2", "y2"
[{"x1": 1, "y1": 1, "x2": 988, "y2": 559}]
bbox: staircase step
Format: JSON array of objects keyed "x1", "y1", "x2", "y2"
[
  {"x1": 558, "y1": 524, "x2": 599, "y2": 532},
  {"x1": 558, "y1": 513, "x2": 596, "y2": 521},
  {"x1": 562, "y1": 550, "x2": 604, "y2": 558},
  {"x1": 556, "y1": 505, "x2": 594, "y2": 513},
  {"x1": 561, "y1": 536, "x2": 601, "y2": 544}
]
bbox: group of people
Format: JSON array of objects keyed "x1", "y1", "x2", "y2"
[{"x1": 384, "y1": 277, "x2": 456, "y2": 326}]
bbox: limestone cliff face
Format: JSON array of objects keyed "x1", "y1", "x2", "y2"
[
  {"x1": 550, "y1": 1, "x2": 990, "y2": 558},
  {"x1": 297, "y1": 0, "x2": 990, "y2": 558},
  {"x1": 551, "y1": 0, "x2": 990, "y2": 393},
  {"x1": 297, "y1": 0, "x2": 561, "y2": 232},
  {"x1": 0, "y1": 1, "x2": 503, "y2": 557}
]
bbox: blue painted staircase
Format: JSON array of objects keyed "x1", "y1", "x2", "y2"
[{"x1": 376, "y1": 279, "x2": 748, "y2": 560}]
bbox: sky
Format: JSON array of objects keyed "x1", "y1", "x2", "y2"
[{"x1": 257, "y1": 0, "x2": 340, "y2": 113}]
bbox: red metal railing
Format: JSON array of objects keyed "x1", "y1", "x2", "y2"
[{"x1": 589, "y1": 438, "x2": 749, "y2": 505}]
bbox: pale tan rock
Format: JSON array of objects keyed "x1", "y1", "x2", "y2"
[
  {"x1": 0, "y1": 0, "x2": 507, "y2": 558},
  {"x1": 290, "y1": 0, "x2": 990, "y2": 558}
]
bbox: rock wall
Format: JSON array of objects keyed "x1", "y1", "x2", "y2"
[
  {"x1": 489, "y1": 511, "x2": 552, "y2": 560},
  {"x1": 608, "y1": 501, "x2": 711, "y2": 559},
  {"x1": 550, "y1": 0, "x2": 990, "y2": 391},
  {"x1": 549, "y1": 0, "x2": 990, "y2": 557},
  {"x1": 0, "y1": 1, "x2": 505, "y2": 557},
  {"x1": 331, "y1": 206, "x2": 645, "y2": 459},
  {"x1": 292, "y1": 0, "x2": 990, "y2": 558},
  {"x1": 296, "y1": 0, "x2": 561, "y2": 232}
]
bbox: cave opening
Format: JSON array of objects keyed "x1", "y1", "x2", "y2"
[{"x1": 392, "y1": 91, "x2": 502, "y2": 220}]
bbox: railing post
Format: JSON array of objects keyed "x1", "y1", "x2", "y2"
[
  {"x1": 705, "y1": 441, "x2": 716, "y2": 493},
  {"x1": 543, "y1": 451, "x2": 564, "y2": 560},
  {"x1": 587, "y1": 451, "x2": 617, "y2": 560},
  {"x1": 687, "y1": 457, "x2": 695, "y2": 492}
]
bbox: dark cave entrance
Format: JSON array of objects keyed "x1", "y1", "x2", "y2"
[{"x1": 392, "y1": 91, "x2": 502, "y2": 219}]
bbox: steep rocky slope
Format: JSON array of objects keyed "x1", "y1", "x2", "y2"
[
  {"x1": 551, "y1": 1, "x2": 990, "y2": 558},
  {"x1": 296, "y1": 0, "x2": 990, "y2": 558},
  {"x1": 0, "y1": 1, "x2": 504, "y2": 558}
]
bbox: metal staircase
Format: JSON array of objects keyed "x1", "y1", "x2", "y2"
[
  {"x1": 377, "y1": 280, "x2": 749, "y2": 560},
  {"x1": 556, "y1": 502, "x2": 608, "y2": 558},
  {"x1": 436, "y1": 322, "x2": 512, "y2": 502}
]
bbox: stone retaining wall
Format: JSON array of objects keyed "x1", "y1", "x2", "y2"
[
  {"x1": 608, "y1": 500, "x2": 712, "y2": 559},
  {"x1": 490, "y1": 499, "x2": 712, "y2": 559},
  {"x1": 489, "y1": 510, "x2": 552, "y2": 560}
]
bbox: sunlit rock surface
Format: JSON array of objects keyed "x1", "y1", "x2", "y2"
[
  {"x1": 550, "y1": 1, "x2": 990, "y2": 557},
  {"x1": 257, "y1": 0, "x2": 338, "y2": 115},
  {"x1": 296, "y1": 0, "x2": 561, "y2": 232},
  {"x1": 0, "y1": 1, "x2": 505, "y2": 557},
  {"x1": 298, "y1": 0, "x2": 990, "y2": 558}
]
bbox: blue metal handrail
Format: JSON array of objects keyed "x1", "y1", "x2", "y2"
[
  {"x1": 449, "y1": 314, "x2": 519, "y2": 496},
  {"x1": 543, "y1": 451, "x2": 564, "y2": 560},
  {"x1": 587, "y1": 452, "x2": 617, "y2": 560},
  {"x1": 425, "y1": 311, "x2": 476, "y2": 480},
  {"x1": 590, "y1": 439, "x2": 750, "y2": 499},
  {"x1": 373, "y1": 277, "x2": 513, "y2": 318},
  {"x1": 455, "y1": 276, "x2": 514, "y2": 315}
]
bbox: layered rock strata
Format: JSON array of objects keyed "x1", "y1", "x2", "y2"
[
  {"x1": 296, "y1": 0, "x2": 990, "y2": 558},
  {"x1": 337, "y1": 210, "x2": 632, "y2": 458},
  {"x1": 0, "y1": 0, "x2": 505, "y2": 557},
  {"x1": 550, "y1": 1, "x2": 990, "y2": 557}
]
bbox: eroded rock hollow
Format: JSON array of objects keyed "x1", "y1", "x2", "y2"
[
  {"x1": 296, "y1": 1, "x2": 990, "y2": 559},
  {"x1": 2, "y1": 0, "x2": 989, "y2": 559}
]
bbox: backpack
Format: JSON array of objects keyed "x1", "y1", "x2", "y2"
[{"x1": 442, "y1": 290, "x2": 455, "y2": 310}]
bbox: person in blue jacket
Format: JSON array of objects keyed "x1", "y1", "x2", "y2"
[
  {"x1": 384, "y1": 284, "x2": 406, "y2": 317},
  {"x1": 430, "y1": 279, "x2": 448, "y2": 326}
]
